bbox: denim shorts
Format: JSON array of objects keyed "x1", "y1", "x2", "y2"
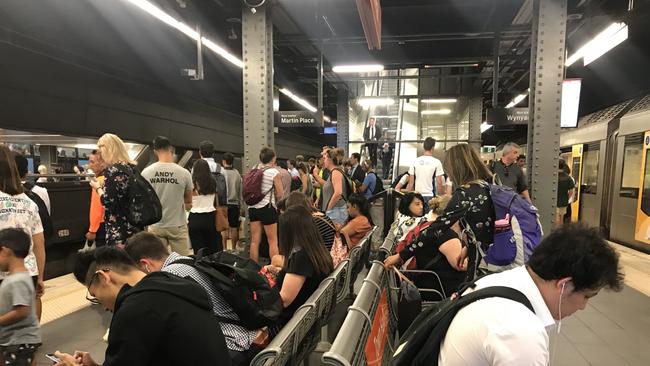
[{"x1": 326, "y1": 205, "x2": 349, "y2": 226}]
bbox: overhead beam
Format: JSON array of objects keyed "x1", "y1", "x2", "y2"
[
  {"x1": 274, "y1": 27, "x2": 531, "y2": 46},
  {"x1": 320, "y1": 72, "x2": 516, "y2": 82}
]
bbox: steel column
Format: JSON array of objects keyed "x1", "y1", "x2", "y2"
[
  {"x1": 468, "y1": 95, "x2": 483, "y2": 151},
  {"x1": 242, "y1": 6, "x2": 274, "y2": 172},
  {"x1": 527, "y1": 0, "x2": 567, "y2": 233},
  {"x1": 337, "y1": 88, "x2": 350, "y2": 155}
]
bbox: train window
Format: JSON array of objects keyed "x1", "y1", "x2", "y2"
[
  {"x1": 642, "y1": 151, "x2": 650, "y2": 216},
  {"x1": 582, "y1": 149, "x2": 599, "y2": 194},
  {"x1": 620, "y1": 134, "x2": 643, "y2": 197}
]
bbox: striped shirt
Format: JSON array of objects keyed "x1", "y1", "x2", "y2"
[
  {"x1": 162, "y1": 252, "x2": 257, "y2": 351},
  {"x1": 313, "y1": 214, "x2": 336, "y2": 250}
]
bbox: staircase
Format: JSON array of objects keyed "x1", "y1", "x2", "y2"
[{"x1": 375, "y1": 75, "x2": 400, "y2": 185}]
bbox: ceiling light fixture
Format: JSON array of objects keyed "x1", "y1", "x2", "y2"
[
  {"x1": 421, "y1": 98, "x2": 458, "y2": 104},
  {"x1": 279, "y1": 88, "x2": 318, "y2": 113},
  {"x1": 421, "y1": 109, "x2": 452, "y2": 115},
  {"x1": 125, "y1": 0, "x2": 243, "y2": 68},
  {"x1": 332, "y1": 64, "x2": 384, "y2": 73},
  {"x1": 357, "y1": 98, "x2": 395, "y2": 109},
  {"x1": 506, "y1": 93, "x2": 528, "y2": 108},
  {"x1": 480, "y1": 122, "x2": 493, "y2": 133},
  {"x1": 566, "y1": 22, "x2": 628, "y2": 67}
]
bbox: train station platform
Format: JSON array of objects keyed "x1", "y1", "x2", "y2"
[{"x1": 33, "y1": 241, "x2": 650, "y2": 366}]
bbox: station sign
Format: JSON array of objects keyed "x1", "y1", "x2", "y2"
[
  {"x1": 486, "y1": 107, "x2": 529, "y2": 126},
  {"x1": 274, "y1": 111, "x2": 322, "y2": 127}
]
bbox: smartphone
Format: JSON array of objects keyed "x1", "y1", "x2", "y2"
[{"x1": 45, "y1": 353, "x2": 61, "y2": 363}]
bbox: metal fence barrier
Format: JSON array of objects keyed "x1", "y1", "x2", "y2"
[
  {"x1": 251, "y1": 226, "x2": 378, "y2": 366},
  {"x1": 322, "y1": 234, "x2": 401, "y2": 366}
]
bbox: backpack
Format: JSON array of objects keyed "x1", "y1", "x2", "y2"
[
  {"x1": 173, "y1": 251, "x2": 283, "y2": 330},
  {"x1": 331, "y1": 167, "x2": 356, "y2": 200},
  {"x1": 392, "y1": 285, "x2": 534, "y2": 366},
  {"x1": 212, "y1": 166, "x2": 228, "y2": 206},
  {"x1": 242, "y1": 166, "x2": 273, "y2": 206},
  {"x1": 22, "y1": 183, "x2": 53, "y2": 239},
  {"x1": 290, "y1": 175, "x2": 302, "y2": 192},
  {"x1": 475, "y1": 184, "x2": 542, "y2": 271},
  {"x1": 368, "y1": 172, "x2": 383, "y2": 195},
  {"x1": 116, "y1": 165, "x2": 162, "y2": 227},
  {"x1": 391, "y1": 172, "x2": 409, "y2": 189},
  {"x1": 395, "y1": 220, "x2": 434, "y2": 270}
]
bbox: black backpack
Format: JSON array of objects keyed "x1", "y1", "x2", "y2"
[
  {"x1": 391, "y1": 172, "x2": 409, "y2": 189},
  {"x1": 368, "y1": 172, "x2": 384, "y2": 195},
  {"x1": 22, "y1": 183, "x2": 53, "y2": 239},
  {"x1": 212, "y1": 165, "x2": 228, "y2": 206},
  {"x1": 174, "y1": 251, "x2": 283, "y2": 330},
  {"x1": 392, "y1": 285, "x2": 534, "y2": 366},
  {"x1": 290, "y1": 176, "x2": 303, "y2": 192},
  {"x1": 115, "y1": 165, "x2": 162, "y2": 227}
]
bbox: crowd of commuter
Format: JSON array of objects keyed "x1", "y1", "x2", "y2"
[{"x1": 0, "y1": 131, "x2": 624, "y2": 366}]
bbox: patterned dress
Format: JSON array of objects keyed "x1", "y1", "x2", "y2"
[
  {"x1": 101, "y1": 163, "x2": 138, "y2": 246},
  {"x1": 399, "y1": 181, "x2": 495, "y2": 280}
]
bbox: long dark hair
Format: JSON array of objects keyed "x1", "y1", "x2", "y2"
[
  {"x1": 0, "y1": 146, "x2": 23, "y2": 195},
  {"x1": 192, "y1": 159, "x2": 216, "y2": 195},
  {"x1": 398, "y1": 192, "x2": 425, "y2": 217},
  {"x1": 347, "y1": 193, "x2": 373, "y2": 225},
  {"x1": 279, "y1": 205, "x2": 333, "y2": 276}
]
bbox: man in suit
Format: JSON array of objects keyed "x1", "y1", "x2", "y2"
[
  {"x1": 363, "y1": 117, "x2": 381, "y2": 167},
  {"x1": 349, "y1": 152, "x2": 366, "y2": 186}
]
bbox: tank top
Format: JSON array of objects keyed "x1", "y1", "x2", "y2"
[
  {"x1": 321, "y1": 168, "x2": 347, "y2": 211},
  {"x1": 190, "y1": 193, "x2": 216, "y2": 213}
]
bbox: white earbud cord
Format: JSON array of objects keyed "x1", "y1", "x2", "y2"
[{"x1": 550, "y1": 283, "x2": 566, "y2": 366}]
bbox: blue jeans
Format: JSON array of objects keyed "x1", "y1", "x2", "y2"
[{"x1": 326, "y1": 206, "x2": 349, "y2": 225}]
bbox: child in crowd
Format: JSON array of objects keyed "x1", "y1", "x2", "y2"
[{"x1": 0, "y1": 228, "x2": 42, "y2": 366}]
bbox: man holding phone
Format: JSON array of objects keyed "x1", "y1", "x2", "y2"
[{"x1": 52, "y1": 247, "x2": 230, "y2": 366}]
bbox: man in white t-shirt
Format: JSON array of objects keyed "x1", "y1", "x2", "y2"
[
  {"x1": 407, "y1": 137, "x2": 444, "y2": 199},
  {"x1": 439, "y1": 224, "x2": 623, "y2": 365},
  {"x1": 141, "y1": 136, "x2": 194, "y2": 256}
]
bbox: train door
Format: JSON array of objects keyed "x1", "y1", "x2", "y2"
[
  {"x1": 569, "y1": 144, "x2": 584, "y2": 222},
  {"x1": 600, "y1": 131, "x2": 619, "y2": 233},
  {"x1": 634, "y1": 131, "x2": 650, "y2": 245}
]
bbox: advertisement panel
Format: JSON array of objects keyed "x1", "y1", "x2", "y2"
[{"x1": 365, "y1": 289, "x2": 389, "y2": 365}]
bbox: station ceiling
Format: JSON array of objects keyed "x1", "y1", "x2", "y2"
[{"x1": 1, "y1": 0, "x2": 649, "y2": 146}]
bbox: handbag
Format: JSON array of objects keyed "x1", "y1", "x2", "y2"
[
  {"x1": 393, "y1": 267, "x2": 422, "y2": 335},
  {"x1": 316, "y1": 215, "x2": 349, "y2": 267},
  {"x1": 214, "y1": 195, "x2": 229, "y2": 232}
]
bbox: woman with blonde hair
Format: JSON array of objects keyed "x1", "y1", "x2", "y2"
[
  {"x1": 89, "y1": 133, "x2": 138, "y2": 246},
  {"x1": 385, "y1": 143, "x2": 494, "y2": 282}
]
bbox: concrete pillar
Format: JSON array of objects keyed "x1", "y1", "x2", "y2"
[
  {"x1": 242, "y1": 5, "x2": 274, "y2": 172},
  {"x1": 468, "y1": 95, "x2": 483, "y2": 151},
  {"x1": 337, "y1": 88, "x2": 350, "y2": 155},
  {"x1": 527, "y1": 0, "x2": 567, "y2": 233}
]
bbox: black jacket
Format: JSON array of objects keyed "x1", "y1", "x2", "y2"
[
  {"x1": 350, "y1": 165, "x2": 366, "y2": 184},
  {"x1": 104, "y1": 272, "x2": 231, "y2": 366},
  {"x1": 363, "y1": 123, "x2": 382, "y2": 142}
]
